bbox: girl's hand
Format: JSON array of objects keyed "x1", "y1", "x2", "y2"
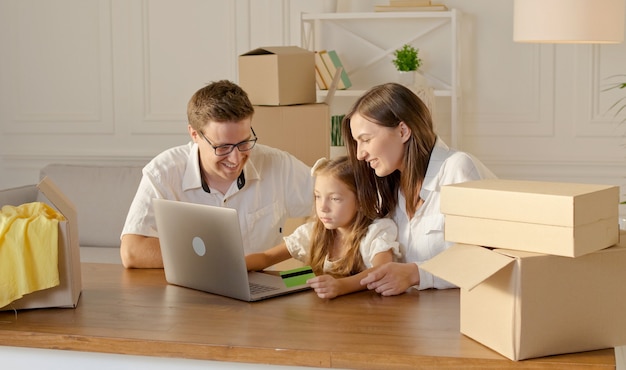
[{"x1": 307, "y1": 275, "x2": 343, "y2": 299}]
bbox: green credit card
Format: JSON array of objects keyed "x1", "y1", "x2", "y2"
[{"x1": 279, "y1": 266, "x2": 316, "y2": 287}]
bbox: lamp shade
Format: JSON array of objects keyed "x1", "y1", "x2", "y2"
[{"x1": 514, "y1": 0, "x2": 625, "y2": 43}]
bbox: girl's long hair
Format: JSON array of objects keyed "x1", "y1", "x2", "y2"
[
  {"x1": 307, "y1": 156, "x2": 374, "y2": 277},
  {"x1": 341, "y1": 83, "x2": 436, "y2": 218}
]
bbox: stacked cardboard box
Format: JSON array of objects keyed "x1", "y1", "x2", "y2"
[
  {"x1": 422, "y1": 179, "x2": 626, "y2": 361},
  {"x1": 238, "y1": 46, "x2": 329, "y2": 167},
  {"x1": 239, "y1": 46, "x2": 316, "y2": 106},
  {"x1": 440, "y1": 179, "x2": 618, "y2": 257},
  {"x1": 252, "y1": 104, "x2": 329, "y2": 167}
]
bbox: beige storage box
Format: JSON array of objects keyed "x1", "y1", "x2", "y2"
[
  {"x1": 441, "y1": 179, "x2": 619, "y2": 257},
  {"x1": 252, "y1": 103, "x2": 329, "y2": 167},
  {"x1": 0, "y1": 177, "x2": 81, "y2": 310},
  {"x1": 421, "y1": 239, "x2": 626, "y2": 361},
  {"x1": 238, "y1": 46, "x2": 316, "y2": 106}
]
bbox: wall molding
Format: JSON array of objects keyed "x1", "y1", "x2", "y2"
[{"x1": 2, "y1": 0, "x2": 115, "y2": 135}]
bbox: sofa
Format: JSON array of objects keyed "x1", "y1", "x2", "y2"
[
  {"x1": 39, "y1": 163, "x2": 145, "y2": 264},
  {"x1": 38, "y1": 163, "x2": 305, "y2": 268}
]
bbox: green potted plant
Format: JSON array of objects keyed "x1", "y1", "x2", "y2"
[
  {"x1": 391, "y1": 44, "x2": 435, "y2": 112},
  {"x1": 392, "y1": 44, "x2": 422, "y2": 88},
  {"x1": 392, "y1": 44, "x2": 422, "y2": 72}
]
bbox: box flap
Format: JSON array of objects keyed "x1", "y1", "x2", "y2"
[
  {"x1": 38, "y1": 176, "x2": 82, "y2": 307},
  {"x1": 324, "y1": 66, "x2": 341, "y2": 105},
  {"x1": 420, "y1": 244, "x2": 514, "y2": 290},
  {"x1": 241, "y1": 46, "x2": 310, "y2": 56},
  {"x1": 37, "y1": 176, "x2": 77, "y2": 225}
]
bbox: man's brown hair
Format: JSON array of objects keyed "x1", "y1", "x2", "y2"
[{"x1": 187, "y1": 80, "x2": 254, "y2": 131}]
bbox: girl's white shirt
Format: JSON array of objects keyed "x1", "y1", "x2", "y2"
[{"x1": 284, "y1": 218, "x2": 401, "y2": 273}]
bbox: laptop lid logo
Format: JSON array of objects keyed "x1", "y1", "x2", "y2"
[{"x1": 192, "y1": 236, "x2": 206, "y2": 256}]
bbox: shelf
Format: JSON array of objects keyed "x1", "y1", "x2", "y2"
[
  {"x1": 317, "y1": 89, "x2": 452, "y2": 98},
  {"x1": 301, "y1": 9, "x2": 461, "y2": 148},
  {"x1": 302, "y1": 11, "x2": 455, "y2": 21}
]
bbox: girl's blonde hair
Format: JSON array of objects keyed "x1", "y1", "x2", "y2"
[
  {"x1": 307, "y1": 156, "x2": 374, "y2": 277},
  {"x1": 187, "y1": 80, "x2": 254, "y2": 131}
]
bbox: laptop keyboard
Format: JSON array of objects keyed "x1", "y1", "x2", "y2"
[{"x1": 249, "y1": 282, "x2": 279, "y2": 295}]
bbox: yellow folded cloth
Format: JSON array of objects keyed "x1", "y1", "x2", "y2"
[{"x1": 0, "y1": 201, "x2": 65, "y2": 307}]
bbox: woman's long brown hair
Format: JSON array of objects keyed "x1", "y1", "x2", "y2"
[{"x1": 341, "y1": 83, "x2": 436, "y2": 218}]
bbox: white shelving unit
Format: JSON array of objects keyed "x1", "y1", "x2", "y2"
[{"x1": 301, "y1": 10, "x2": 461, "y2": 148}]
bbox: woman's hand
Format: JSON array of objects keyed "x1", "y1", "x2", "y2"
[{"x1": 360, "y1": 262, "x2": 419, "y2": 296}]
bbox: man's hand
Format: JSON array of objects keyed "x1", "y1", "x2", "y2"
[{"x1": 360, "y1": 262, "x2": 420, "y2": 296}]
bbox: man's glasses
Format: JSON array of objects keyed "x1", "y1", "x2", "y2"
[{"x1": 199, "y1": 127, "x2": 258, "y2": 156}]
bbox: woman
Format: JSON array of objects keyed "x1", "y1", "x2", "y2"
[
  {"x1": 341, "y1": 82, "x2": 496, "y2": 296},
  {"x1": 246, "y1": 156, "x2": 400, "y2": 299}
]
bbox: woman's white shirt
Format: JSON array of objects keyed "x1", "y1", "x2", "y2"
[{"x1": 393, "y1": 138, "x2": 496, "y2": 290}]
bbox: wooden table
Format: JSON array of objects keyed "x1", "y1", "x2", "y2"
[{"x1": 0, "y1": 263, "x2": 616, "y2": 369}]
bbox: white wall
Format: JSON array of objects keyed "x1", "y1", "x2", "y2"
[
  {"x1": 0, "y1": 0, "x2": 329, "y2": 189},
  {"x1": 1, "y1": 0, "x2": 626, "y2": 199},
  {"x1": 450, "y1": 0, "x2": 626, "y2": 191}
]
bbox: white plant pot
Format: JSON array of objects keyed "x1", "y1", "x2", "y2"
[
  {"x1": 397, "y1": 71, "x2": 415, "y2": 87},
  {"x1": 397, "y1": 70, "x2": 435, "y2": 113}
]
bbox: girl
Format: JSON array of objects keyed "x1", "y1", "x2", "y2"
[{"x1": 245, "y1": 156, "x2": 400, "y2": 299}]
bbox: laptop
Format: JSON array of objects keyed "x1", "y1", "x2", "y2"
[{"x1": 153, "y1": 198, "x2": 310, "y2": 302}]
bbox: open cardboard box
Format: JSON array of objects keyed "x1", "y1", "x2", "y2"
[
  {"x1": 421, "y1": 236, "x2": 626, "y2": 361},
  {"x1": 238, "y1": 46, "x2": 316, "y2": 106},
  {"x1": 250, "y1": 60, "x2": 341, "y2": 168},
  {"x1": 0, "y1": 177, "x2": 81, "y2": 310},
  {"x1": 441, "y1": 179, "x2": 619, "y2": 257}
]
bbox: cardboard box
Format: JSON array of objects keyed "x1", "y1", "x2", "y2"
[
  {"x1": 420, "y1": 239, "x2": 626, "y2": 361},
  {"x1": 0, "y1": 177, "x2": 81, "y2": 310},
  {"x1": 239, "y1": 46, "x2": 316, "y2": 106},
  {"x1": 441, "y1": 179, "x2": 619, "y2": 257},
  {"x1": 252, "y1": 103, "x2": 329, "y2": 167}
]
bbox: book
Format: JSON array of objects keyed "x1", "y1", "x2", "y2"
[
  {"x1": 314, "y1": 65, "x2": 327, "y2": 90},
  {"x1": 314, "y1": 51, "x2": 333, "y2": 90},
  {"x1": 319, "y1": 50, "x2": 346, "y2": 90},
  {"x1": 374, "y1": 4, "x2": 448, "y2": 12},
  {"x1": 326, "y1": 50, "x2": 352, "y2": 89}
]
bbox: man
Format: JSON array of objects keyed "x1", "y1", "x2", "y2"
[{"x1": 120, "y1": 80, "x2": 313, "y2": 268}]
